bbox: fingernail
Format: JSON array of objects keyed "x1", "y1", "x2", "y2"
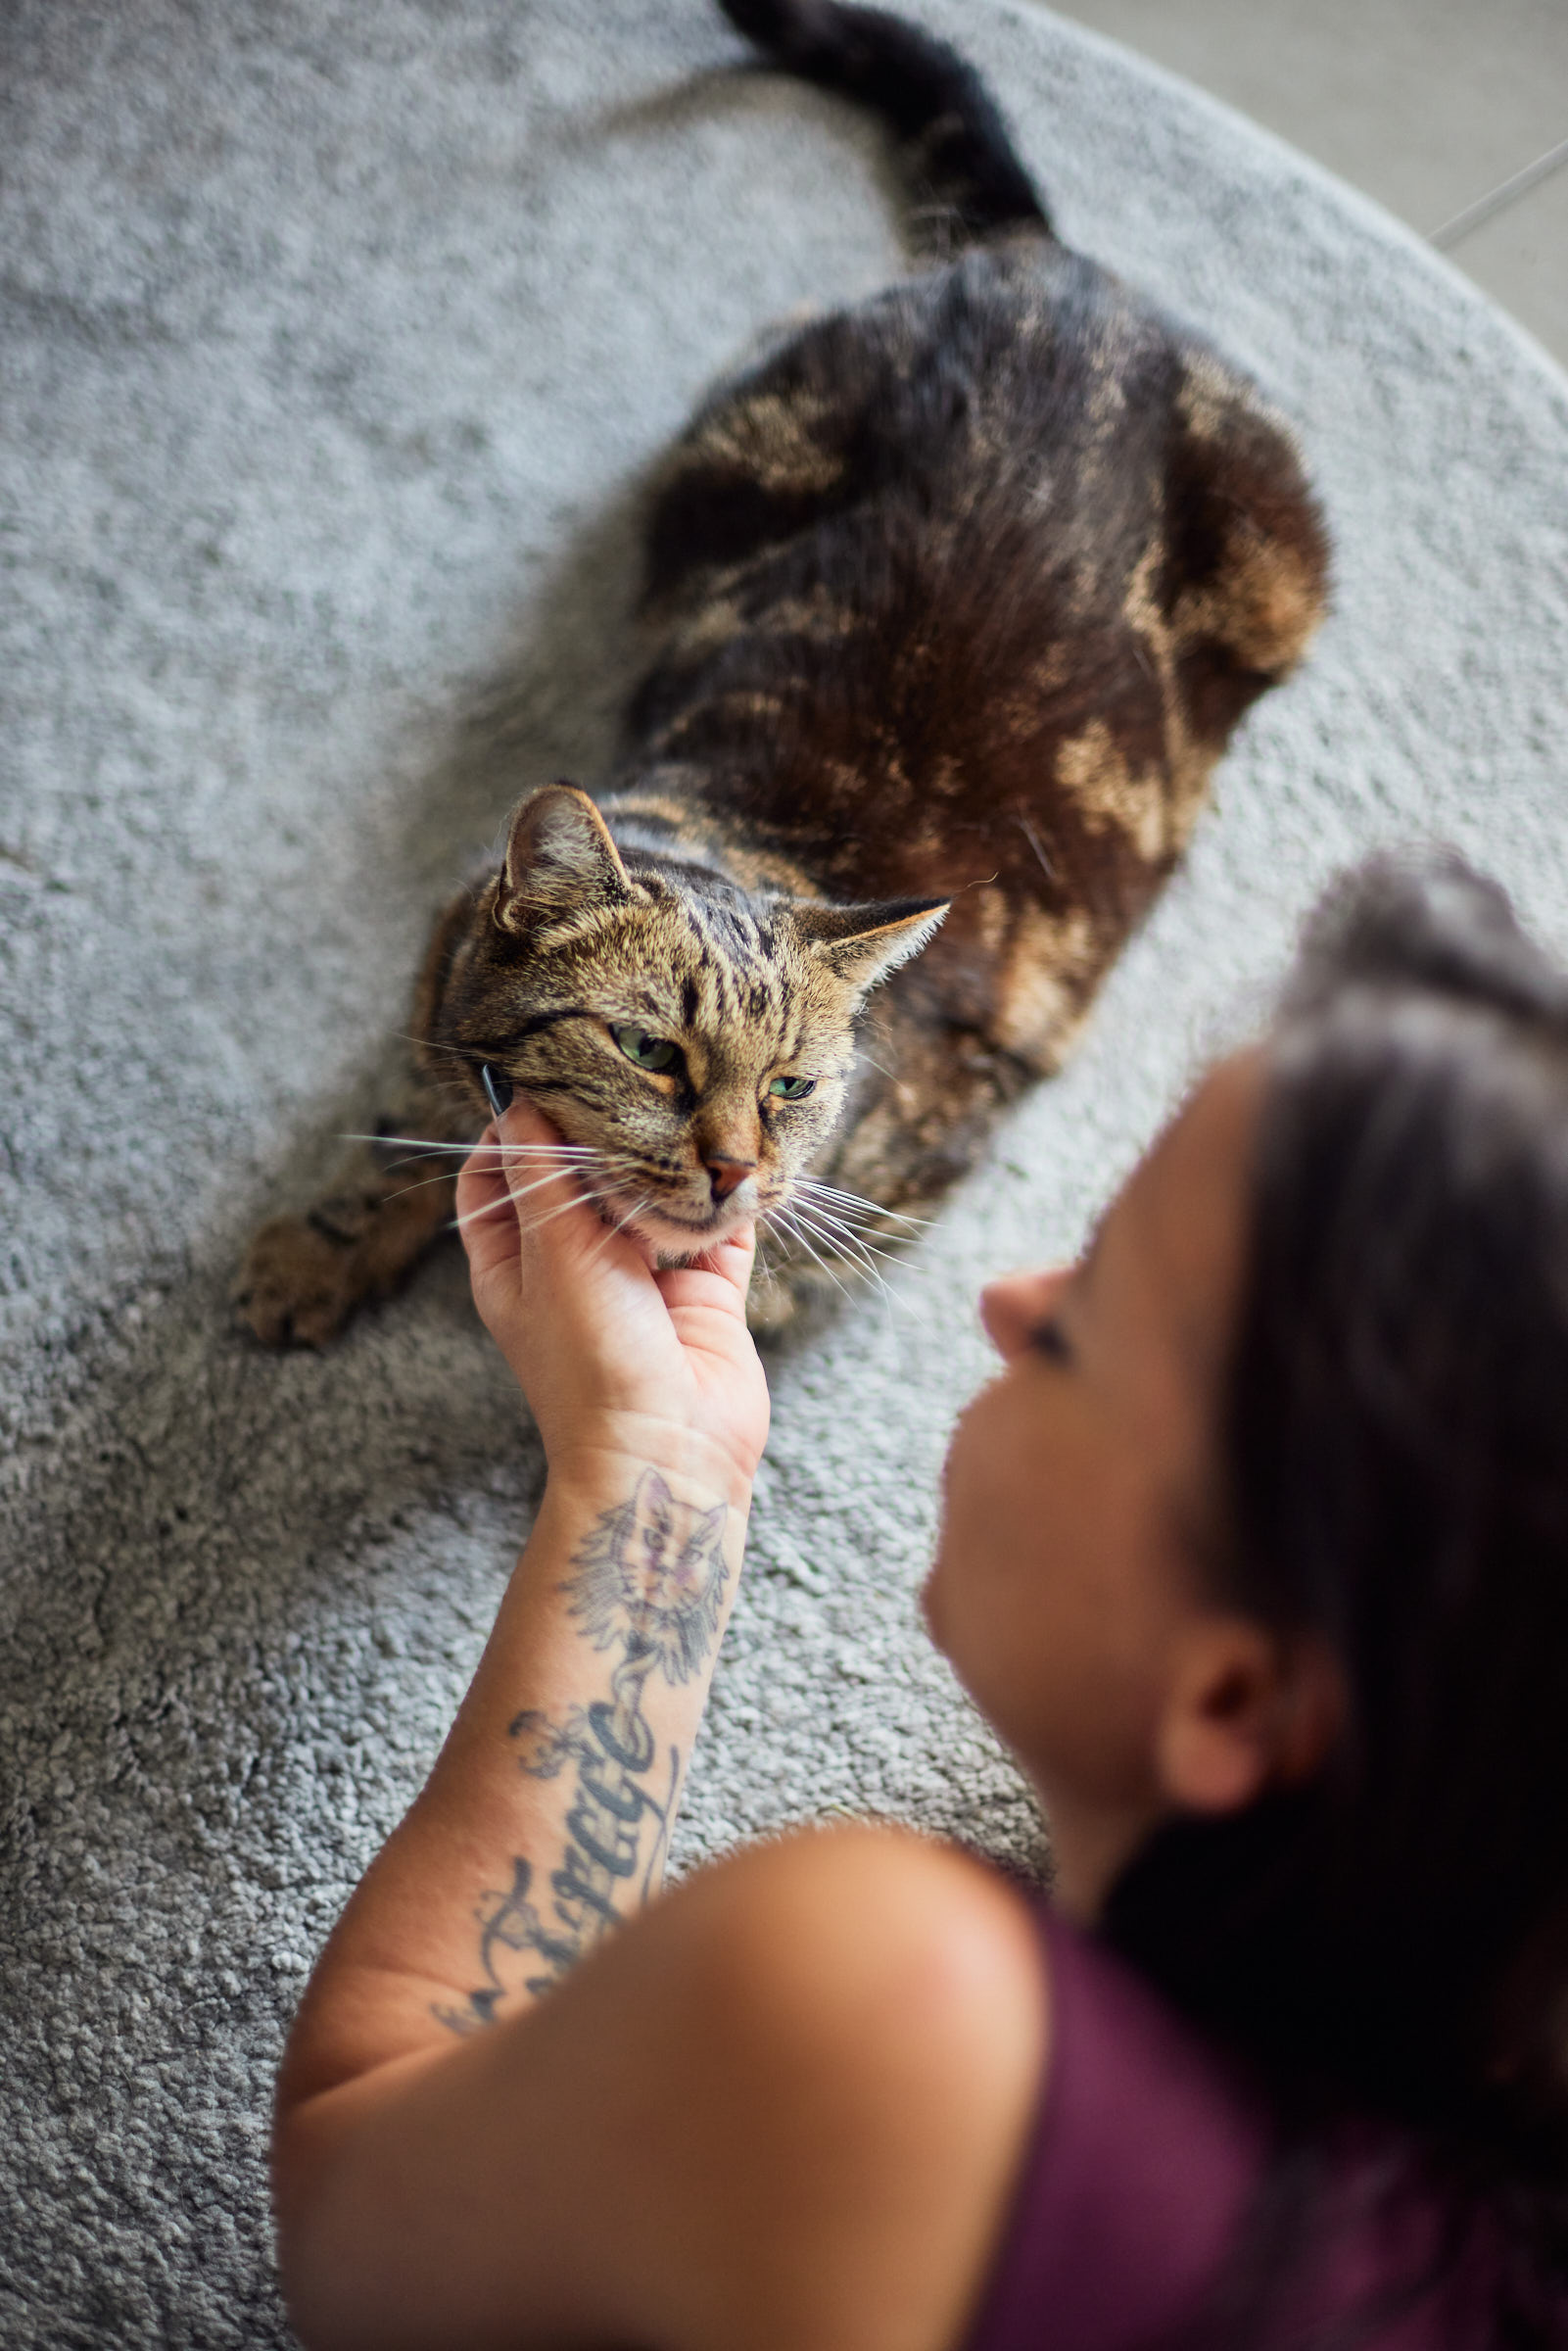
[{"x1": 481, "y1": 1064, "x2": 513, "y2": 1119}]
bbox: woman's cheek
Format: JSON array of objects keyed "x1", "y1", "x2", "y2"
[
  {"x1": 923, "y1": 1392, "x2": 1001, "y2": 1657},
  {"x1": 918, "y1": 1559, "x2": 946, "y2": 1652}
]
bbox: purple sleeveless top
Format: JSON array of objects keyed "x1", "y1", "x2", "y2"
[{"x1": 962, "y1": 1907, "x2": 1499, "y2": 2351}]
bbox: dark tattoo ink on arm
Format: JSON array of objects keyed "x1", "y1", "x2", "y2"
[{"x1": 435, "y1": 1471, "x2": 728, "y2": 2035}]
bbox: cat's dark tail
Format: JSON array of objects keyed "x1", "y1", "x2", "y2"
[{"x1": 716, "y1": 0, "x2": 1054, "y2": 247}]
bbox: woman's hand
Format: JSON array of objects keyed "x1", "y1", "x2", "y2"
[{"x1": 455, "y1": 1099, "x2": 770, "y2": 1501}]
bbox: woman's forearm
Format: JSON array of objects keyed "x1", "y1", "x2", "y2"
[{"x1": 278, "y1": 1444, "x2": 749, "y2": 2112}]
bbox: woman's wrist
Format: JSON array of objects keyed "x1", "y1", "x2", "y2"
[{"x1": 541, "y1": 1416, "x2": 761, "y2": 1517}]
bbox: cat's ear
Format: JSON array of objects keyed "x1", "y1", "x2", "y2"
[
  {"x1": 792, "y1": 897, "x2": 949, "y2": 993},
  {"x1": 495, "y1": 784, "x2": 631, "y2": 934}
]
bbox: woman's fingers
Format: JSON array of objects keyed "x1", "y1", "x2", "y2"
[
  {"x1": 458, "y1": 1097, "x2": 663, "y2": 1372},
  {"x1": 454, "y1": 1128, "x2": 522, "y2": 1285},
  {"x1": 704, "y1": 1223, "x2": 758, "y2": 1294},
  {"x1": 455, "y1": 1108, "x2": 603, "y2": 1302},
  {"x1": 654, "y1": 1223, "x2": 757, "y2": 1319},
  {"x1": 497, "y1": 1103, "x2": 609, "y2": 1261},
  {"x1": 497, "y1": 1102, "x2": 661, "y2": 1295}
]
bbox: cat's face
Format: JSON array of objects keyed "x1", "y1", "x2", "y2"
[{"x1": 430, "y1": 786, "x2": 945, "y2": 1258}]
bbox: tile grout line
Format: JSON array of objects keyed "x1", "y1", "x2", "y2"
[{"x1": 1429, "y1": 132, "x2": 1568, "y2": 251}]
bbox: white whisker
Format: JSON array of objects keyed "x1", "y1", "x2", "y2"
[
  {"x1": 794, "y1": 1174, "x2": 904, "y2": 1213},
  {"x1": 344, "y1": 1131, "x2": 608, "y2": 1161},
  {"x1": 785, "y1": 1197, "x2": 895, "y2": 1299},
  {"x1": 448, "y1": 1188, "x2": 530, "y2": 1234},
  {"x1": 448, "y1": 1165, "x2": 612, "y2": 1234},
  {"x1": 790, "y1": 1199, "x2": 907, "y2": 1273},
  {"x1": 766, "y1": 1205, "x2": 854, "y2": 1302},
  {"x1": 379, "y1": 1167, "x2": 468, "y2": 1199},
  {"x1": 786, "y1": 1185, "x2": 886, "y2": 1248},
  {"x1": 785, "y1": 1211, "x2": 875, "y2": 1303},
  {"x1": 389, "y1": 1154, "x2": 640, "y2": 1206},
  {"x1": 584, "y1": 1194, "x2": 656, "y2": 1267},
  {"x1": 793, "y1": 1202, "x2": 919, "y2": 1252},
  {"x1": 779, "y1": 1196, "x2": 931, "y2": 1332},
  {"x1": 448, "y1": 1175, "x2": 631, "y2": 1240},
  {"x1": 794, "y1": 1176, "x2": 931, "y2": 1231},
  {"x1": 513, "y1": 1181, "x2": 634, "y2": 1240}
]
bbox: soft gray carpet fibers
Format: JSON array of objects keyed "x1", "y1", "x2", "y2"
[{"x1": 3, "y1": 0, "x2": 1568, "y2": 2339}]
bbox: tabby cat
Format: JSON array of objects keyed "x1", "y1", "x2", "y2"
[{"x1": 235, "y1": 0, "x2": 1329, "y2": 1346}]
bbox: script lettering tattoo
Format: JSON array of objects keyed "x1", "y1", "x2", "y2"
[{"x1": 436, "y1": 1471, "x2": 728, "y2": 2034}]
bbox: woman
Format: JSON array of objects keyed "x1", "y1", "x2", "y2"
[{"x1": 271, "y1": 853, "x2": 1568, "y2": 2348}]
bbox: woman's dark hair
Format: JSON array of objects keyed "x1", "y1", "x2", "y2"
[{"x1": 1102, "y1": 850, "x2": 1568, "y2": 2342}]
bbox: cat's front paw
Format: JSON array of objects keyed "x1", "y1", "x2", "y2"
[{"x1": 233, "y1": 1207, "x2": 383, "y2": 1349}]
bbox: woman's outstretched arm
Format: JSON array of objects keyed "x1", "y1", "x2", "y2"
[
  {"x1": 276, "y1": 1105, "x2": 769, "y2": 2096},
  {"x1": 270, "y1": 1104, "x2": 1045, "y2": 2351}
]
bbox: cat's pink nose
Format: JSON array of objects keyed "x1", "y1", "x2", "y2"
[{"x1": 704, "y1": 1154, "x2": 757, "y2": 1203}]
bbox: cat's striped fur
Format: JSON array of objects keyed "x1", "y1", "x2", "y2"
[{"x1": 236, "y1": 0, "x2": 1328, "y2": 1346}]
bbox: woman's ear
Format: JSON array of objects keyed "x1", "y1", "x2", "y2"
[{"x1": 1155, "y1": 1619, "x2": 1345, "y2": 1816}]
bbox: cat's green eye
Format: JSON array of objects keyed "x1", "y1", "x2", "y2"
[
  {"x1": 769, "y1": 1075, "x2": 817, "y2": 1102},
  {"x1": 612, "y1": 1023, "x2": 681, "y2": 1075}
]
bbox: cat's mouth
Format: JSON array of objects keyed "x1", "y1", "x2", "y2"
[
  {"x1": 601, "y1": 1182, "x2": 771, "y2": 1260},
  {"x1": 628, "y1": 1202, "x2": 753, "y2": 1253}
]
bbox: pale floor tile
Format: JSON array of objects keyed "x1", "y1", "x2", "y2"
[{"x1": 1027, "y1": 0, "x2": 1568, "y2": 366}]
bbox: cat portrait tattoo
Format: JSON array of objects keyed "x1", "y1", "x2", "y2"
[
  {"x1": 236, "y1": 0, "x2": 1329, "y2": 1347},
  {"x1": 436, "y1": 1471, "x2": 727, "y2": 2030}
]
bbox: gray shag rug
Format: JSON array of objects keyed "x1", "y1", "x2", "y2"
[{"x1": 4, "y1": 0, "x2": 1568, "y2": 2340}]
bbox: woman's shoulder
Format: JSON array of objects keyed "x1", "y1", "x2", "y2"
[
  {"x1": 687, "y1": 1821, "x2": 1050, "y2": 2158},
  {"x1": 668, "y1": 1824, "x2": 1049, "y2": 2351},
  {"x1": 690, "y1": 1822, "x2": 1049, "y2": 2093},
  {"x1": 695, "y1": 1824, "x2": 1259, "y2": 2145}
]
